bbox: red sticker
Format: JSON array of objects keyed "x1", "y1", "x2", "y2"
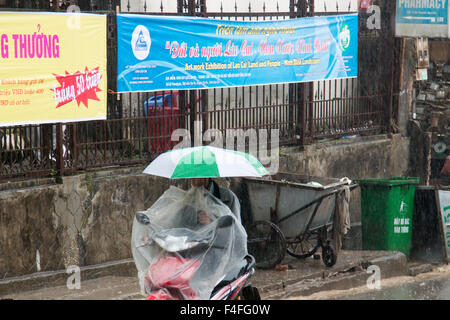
[{"x1": 51, "y1": 67, "x2": 102, "y2": 109}]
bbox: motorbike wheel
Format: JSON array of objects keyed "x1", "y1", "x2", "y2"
[
  {"x1": 240, "y1": 285, "x2": 261, "y2": 300},
  {"x1": 246, "y1": 220, "x2": 286, "y2": 269}
]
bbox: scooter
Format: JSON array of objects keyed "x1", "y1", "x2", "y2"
[{"x1": 134, "y1": 212, "x2": 261, "y2": 300}]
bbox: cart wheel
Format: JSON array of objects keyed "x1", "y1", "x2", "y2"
[
  {"x1": 286, "y1": 232, "x2": 320, "y2": 259},
  {"x1": 321, "y1": 243, "x2": 337, "y2": 267},
  {"x1": 246, "y1": 220, "x2": 286, "y2": 269}
]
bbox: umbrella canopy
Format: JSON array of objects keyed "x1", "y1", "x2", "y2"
[{"x1": 143, "y1": 146, "x2": 269, "y2": 179}]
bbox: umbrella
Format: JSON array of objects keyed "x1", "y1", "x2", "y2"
[{"x1": 143, "y1": 146, "x2": 269, "y2": 178}]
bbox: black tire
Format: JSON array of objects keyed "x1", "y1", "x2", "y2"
[
  {"x1": 246, "y1": 220, "x2": 286, "y2": 269},
  {"x1": 240, "y1": 285, "x2": 261, "y2": 300},
  {"x1": 286, "y1": 232, "x2": 320, "y2": 259},
  {"x1": 321, "y1": 243, "x2": 337, "y2": 267}
]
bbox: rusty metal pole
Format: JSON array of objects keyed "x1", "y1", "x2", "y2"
[
  {"x1": 199, "y1": 0, "x2": 208, "y2": 133},
  {"x1": 177, "y1": 0, "x2": 183, "y2": 13},
  {"x1": 56, "y1": 123, "x2": 64, "y2": 178},
  {"x1": 397, "y1": 38, "x2": 406, "y2": 129},
  {"x1": 187, "y1": 0, "x2": 195, "y2": 15},
  {"x1": 294, "y1": 0, "x2": 310, "y2": 147},
  {"x1": 425, "y1": 131, "x2": 432, "y2": 186},
  {"x1": 187, "y1": 0, "x2": 198, "y2": 146},
  {"x1": 307, "y1": 0, "x2": 315, "y2": 142},
  {"x1": 72, "y1": 123, "x2": 77, "y2": 170},
  {"x1": 387, "y1": 1, "x2": 396, "y2": 136},
  {"x1": 176, "y1": 0, "x2": 189, "y2": 143},
  {"x1": 289, "y1": 0, "x2": 297, "y2": 144}
]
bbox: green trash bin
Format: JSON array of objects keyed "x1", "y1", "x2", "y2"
[{"x1": 357, "y1": 177, "x2": 420, "y2": 257}]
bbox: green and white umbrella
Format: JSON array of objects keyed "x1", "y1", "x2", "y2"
[{"x1": 143, "y1": 146, "x2": 269, "y2": 179}]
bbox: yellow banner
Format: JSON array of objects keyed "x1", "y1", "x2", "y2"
[{"x1": 0, "y1": 12, "x2": 107, "y2": 126}]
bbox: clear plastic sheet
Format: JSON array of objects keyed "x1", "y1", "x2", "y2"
[{"x1": 131, "y1": 186, "x2": 248, "y2": 300}]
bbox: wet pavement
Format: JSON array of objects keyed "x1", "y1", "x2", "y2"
[
  {"x1": 2, "y1": 276, "x2": 142, "y2": 300},
  {"x1": 335, "y1": 275, "x2": 450, "y2": 300},
  {"x1": 1, "y1": 250, "x2": 411, "y2": 300},
  {"x1": 288, "y1": 264, "x2": 450, "y2": 300},
  {"x1": 253, "y1": 250, "x2": 407, "y2": 298}
]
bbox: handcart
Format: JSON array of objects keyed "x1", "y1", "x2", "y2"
[{"x1": 243, "y1": 172, "x2": 358, "y2": 269}]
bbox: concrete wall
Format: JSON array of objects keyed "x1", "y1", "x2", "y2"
[
  {"x1": 279, "y1": 134, "x2": 410, "y2": 181},
  {"x1": 0, "y1": 134, "x2": 410, "y2": 278},
  {"x1": 398, "y1": 39, "x2": 417, "y2": 137},
  {"x1": 0, "y1": 168, "x2": 184, "y2": 278}
]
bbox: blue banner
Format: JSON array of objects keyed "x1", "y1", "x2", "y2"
[
  {"x1": 396, "y1": 0, "x2": 448, "y2": 25},
  {"x1": 117, "y1": 14, "x2": 358, "y2": 93}
]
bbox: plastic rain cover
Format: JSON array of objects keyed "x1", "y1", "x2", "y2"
[{"x1": 131, "y1": 186, "x2": 248, "y2": 300}]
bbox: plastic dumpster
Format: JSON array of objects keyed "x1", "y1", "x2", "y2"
[
  {"x1": 358, "y1": 177, "x2": 420, "y2": 257},
  {"x1": 145, "y1": 92, "x2": 181, "y2": 153}
]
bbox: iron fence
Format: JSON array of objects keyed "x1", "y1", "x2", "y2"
[{"x1": 0, "y1": 0, "x2": 401, "y2": 181}]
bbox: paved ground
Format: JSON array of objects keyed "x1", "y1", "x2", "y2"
[
  {"x1": 1, "y1": 250, "x2": 429, "y2": 300},
  {"x1": 3, "y1": 276, "x2": 142, "y2": 300},
  {"x1": 289, "y1": 264, "x2": 450, "y2": 300},
  {"x1": 252, "y1": 250, "x2": 406, "y2": 297}
]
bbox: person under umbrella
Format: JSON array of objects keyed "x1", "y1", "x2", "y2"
[{"x1": 191, "y1": 177, "x2": 241, "y2": 225}]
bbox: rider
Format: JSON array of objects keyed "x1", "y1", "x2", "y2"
[
  {"x1": 190, "y1": 178, "x2": 241, "y2": 225},
  {"x1": 190, "y1": 177, "x2": 256, "y2": 299}
]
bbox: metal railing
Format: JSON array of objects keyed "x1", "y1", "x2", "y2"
[{"x1": 0, "y1": 0, "x2": 400, "y2": 181}]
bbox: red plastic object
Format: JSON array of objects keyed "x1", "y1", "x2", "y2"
[
  {"x1": 145, "y1": 254, "x2": 201, "y2": 300},
  {"x1": 146, "y1": 289, "x2": 179, "y2": 300},
  {"x1": 147, "y1": 92, "x2": 181, "y2": 154},
  {"x1": 358, "y1": 0, "x2": 373, "y2": 10}
]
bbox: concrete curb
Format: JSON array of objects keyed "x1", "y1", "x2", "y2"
[
  {"x1": 0, "y1": 259, "x2": 137, "y2": 297},
  {"x1": 260, "y1": 251, "x2": 408, "y2": 299}
]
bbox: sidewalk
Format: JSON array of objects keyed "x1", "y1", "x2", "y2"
[
  {"x1": 2, "y1": 276, "x2": 142, "y2": 300},
  {"x1": 1, "y1": 250, "x2": 424, "y2": 300},
  {"x1": 253, "y1": 250, "x2": 409, "y2": 299}
]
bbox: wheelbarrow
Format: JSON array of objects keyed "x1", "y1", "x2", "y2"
[{"x1": 243, "y1": 172, "x2": 358, "y2": 269}]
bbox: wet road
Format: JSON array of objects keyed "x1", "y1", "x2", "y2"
[
  {"x1": 335, "y1": 275, "x2": 450, "y2": 300},
  {"x1": 290, "y1": 264, "x2": 450, "y2": 300}
]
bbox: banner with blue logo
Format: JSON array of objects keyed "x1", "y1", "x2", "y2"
[
  {"x1": 117, "y1": 14, "x2": 358, "y2": 93},
  {"x1": 396, "y1": 0, "x2": 449, "y2": 38}
]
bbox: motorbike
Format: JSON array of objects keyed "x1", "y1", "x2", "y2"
[{"x1": 133, "y1": 210, "x2": 261, "y2": 300}]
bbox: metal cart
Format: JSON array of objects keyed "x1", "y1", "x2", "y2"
[{"x1": 243, "y1": 172, "x2": 358, "y2": 269}]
